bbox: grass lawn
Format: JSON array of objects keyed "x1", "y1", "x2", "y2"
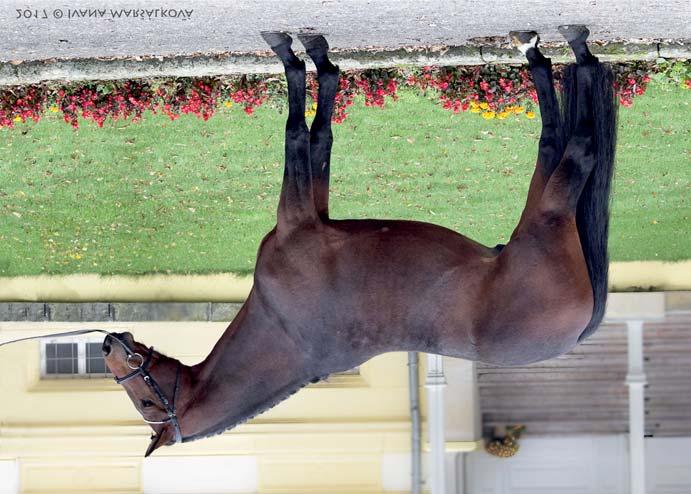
[{"x1": 0, "y1": 80, "x2": 689, "y2": 276}]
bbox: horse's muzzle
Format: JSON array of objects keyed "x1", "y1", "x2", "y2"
[{"x1": 102, "y1": 335, "x2": 113, "y2": 356}]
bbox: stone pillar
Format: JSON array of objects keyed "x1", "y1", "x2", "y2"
[
  {"x1": 425, "y1": 353, "x2": 447, "y2": 494},
  {"x1": 626, "y1": 320, "x2": 646, "y2": 494}
]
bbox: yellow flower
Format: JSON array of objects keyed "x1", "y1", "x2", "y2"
[
  {"x1": 49, "y1": 106, "x2": 59, "y2": 113},
  {"x1": 469, "y1": 101, "x2": 479, "y2": 109},
  {"x1": 525, "y1": 111, "x2": 536, "y2": 119},
  {"x1": 479, "y1": 102, "x2": 490, "y2": 110},
  {"x1": 304, "y1": 109, "x2": 316, "y2": 117},
  {"x1": 482, "y1": 111, "x2": 496, "y2": 120},
  {"x1": 513, "y1": 106, "x2": 525, "y2": 114},
  {"x1": 13, "y1": 116, "x2": 22, "y2": 122},
  {"x1": 311, "y1": 102, "x2": 318, "y2": 110},
  {"x1": 498, "y1": 111, "x2": 509, "y2": 120},
  {"x1": 223, "y1": 101, "x2": 233, "y2": 108},
  {"x1": 470, "y1": 107, "x2": 481, "y2": 113}
]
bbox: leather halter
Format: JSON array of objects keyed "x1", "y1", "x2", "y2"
[
  {"x1": 0, "y1": 328, "x2": 184, "y2": 444},
  {"x1": 111, "y1": 338, "x2": 184, "y2": 445}
]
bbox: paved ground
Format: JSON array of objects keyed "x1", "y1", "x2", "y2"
[{"x1": 1, "y1": 0, "x2": 690, "y2": 61}]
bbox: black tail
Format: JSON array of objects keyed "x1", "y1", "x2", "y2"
[{"x1": 560, "y1": 62, "x2": 618, "y2": 342}]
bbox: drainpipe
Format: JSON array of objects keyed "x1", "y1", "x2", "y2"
[
  {"x1": 425, "y1": 353, "x2": 447, "y2": 494},
  {"x1": 626, "y1": 320, "x2": 647, "y2": 494},
  {"x1": 408, "y1": 352, "x2": 422, "y2": 494}
]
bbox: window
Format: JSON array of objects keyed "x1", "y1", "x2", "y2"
[{"x1": 41, "y1": 337, "x2": 112, "y2": 379}]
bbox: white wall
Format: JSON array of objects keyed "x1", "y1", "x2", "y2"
[
  {"x1": 142, "y1": 456, "x2": 257, "y2": 494},
  {"x1": 646, "y1": 438, "x2": 691, "y2": 494},
  {"x1": 464, "y1": 436, "x2": 691, "y2": 494},
  {"x1": 382, "y1": 453, "x2": 412, "y2": 492},
  {"x1": 466, "y1": 436, "x2": 629, "y2": 494},
  {"x1": 0, "y1": 460, "x2": 19, "y2": 494}
]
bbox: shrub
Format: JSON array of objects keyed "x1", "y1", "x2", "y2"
[{"x1": 0, "y1": 60, "x2": 684, "y2": 129}]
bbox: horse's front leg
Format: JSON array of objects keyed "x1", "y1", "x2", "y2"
[
  {"x1": 508, "y1": 30, "x2": 563, "y2": 241},
  {"x1": 298, "y1": 34, "x2": 339, "y2": 221},
  {"x1": 261, "y1": 32, "x2": 318, "y2": 235}
]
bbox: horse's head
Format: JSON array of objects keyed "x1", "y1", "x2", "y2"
[{"x1": 102, "y1": 331, "x2": 183, "y2": 456}]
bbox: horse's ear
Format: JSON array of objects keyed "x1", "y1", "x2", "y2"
[{"x1": 144, "y1": 426, "x2": 175, "y2": 457}]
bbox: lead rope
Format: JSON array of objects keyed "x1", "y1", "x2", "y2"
[{"x1": 0, "y1": 329, "x2": 120, "y2": 348}]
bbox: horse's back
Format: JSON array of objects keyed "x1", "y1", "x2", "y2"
[
  {"x1": 254, "y1": 219, "x2": 496, "y2": 356},
  {"x1": 254, "y1": 217, "x2": 593, "y2": 366}
]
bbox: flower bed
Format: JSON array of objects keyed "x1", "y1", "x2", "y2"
[{"x1": 0, "y1": 61, "x2": 687, "y2": 129}]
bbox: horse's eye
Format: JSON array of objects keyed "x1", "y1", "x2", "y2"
[{"x1": 141, "y1": 399, "x2": 155, "y2": 408}]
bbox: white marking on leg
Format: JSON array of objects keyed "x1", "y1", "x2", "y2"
[{"x1": 517, "y1": 35, "x2": 539, "y2": 54}]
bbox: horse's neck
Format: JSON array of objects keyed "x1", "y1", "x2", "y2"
[
  {"x1": 199, "y1": 294, "x2": 321, "y2": 371},
  {"x1": 181, "y1": 299, "x2": 319, "y2": 439}
]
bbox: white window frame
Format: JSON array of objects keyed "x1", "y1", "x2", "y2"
[{"x1": 40, "y1": 335, "x2": 113, "y2": 379}]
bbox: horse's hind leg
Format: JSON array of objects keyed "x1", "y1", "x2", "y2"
[
  {"x1": 508, "y1": 31, "x2": 563, "y2": 240},
  {"x1": 539, "y1": 30, "x2": 599, "y2": 217},
  {"x1": 558, "y1": 25, "x2": 598, "y2": 65},
  {"x1": 558, "y1": 26, "x2": 617, "y2": 343},
  {"x1": 297, "y1": 34, "x2": 339, "y2": 220},
  {"x1": 261, "y1": 32, "x2": 318, "y2": 233}
]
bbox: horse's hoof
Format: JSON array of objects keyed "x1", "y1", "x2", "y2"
[
  {"x1": 557, "y1": 25, "x2": 590, "y2": 44},
  {"x1": 260, "y1": 31, "x2": 293, "y2": 49},
  {"x1": 509, "y1": 31, "x2": 539, "y2": 54},
  {"x1": 297, "y1": 33, "x2": 329, "y2": 54}
]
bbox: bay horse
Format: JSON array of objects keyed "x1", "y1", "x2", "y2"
[{"x1": 102, "y1": 26, "x2": 617, "y2": 456}]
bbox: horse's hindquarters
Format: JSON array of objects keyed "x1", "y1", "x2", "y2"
[{"x1": 472, "y1": 224, "x2": 594, "y2": 365}]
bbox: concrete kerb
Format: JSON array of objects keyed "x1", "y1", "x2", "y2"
[
  {"x1": 0, "y1": 41, "x2": 687, "y2": 86},
  {"x1": 658, "y1": 39, "x2": 691, "y2": 58},
  {"x1": 481, "y1": 41, "x2": 663, "y2": 64},
  {"x1": 0, "y1": 302, "x2": 243, "y2": 322},
  {"x1": 0, "y1": 45, "x2": 482, "y2": 86}
]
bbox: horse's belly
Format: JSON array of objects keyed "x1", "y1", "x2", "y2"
[{"x1": 473, "y1": 291, "x2": 592, "y2": 366}]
